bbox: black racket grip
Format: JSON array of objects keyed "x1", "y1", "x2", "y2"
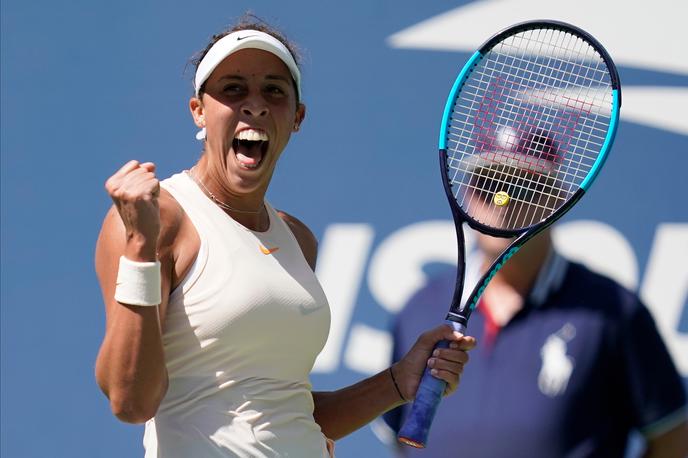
[{"x1": 398, "y1": 320, "x2": 466, "y2": 448}]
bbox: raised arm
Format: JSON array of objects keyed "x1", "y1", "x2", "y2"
[{"x1": 94, "y1": 161, "x2": 179, "y2": 424}]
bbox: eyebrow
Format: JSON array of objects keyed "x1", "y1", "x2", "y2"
[{"x1": 267, "y1": 75, "x2": 292, "y2": 84}]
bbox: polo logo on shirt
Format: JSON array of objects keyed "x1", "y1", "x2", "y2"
[
  {"x1": 538, "y1": 323, "x2": 576, "y2": 397},
  {"x1": 259, "y1": 244, "x2": 280, "y2": 255}
]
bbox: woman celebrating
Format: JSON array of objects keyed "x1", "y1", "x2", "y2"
[{"x1": 95, "y1": 17, "x2": 474, "y2": 458}]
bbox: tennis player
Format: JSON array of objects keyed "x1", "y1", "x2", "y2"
[{"x1": 94, "y1": 16, "x2": 475, "y2": 458}]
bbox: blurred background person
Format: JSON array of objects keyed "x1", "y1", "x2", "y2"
[{"x1": 380, "y1": 128, "x2": 688, "y2": 457}]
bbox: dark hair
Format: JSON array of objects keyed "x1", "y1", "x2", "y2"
[{"x1": 189, "y1": 14, "x2": 302, "y2": 101}]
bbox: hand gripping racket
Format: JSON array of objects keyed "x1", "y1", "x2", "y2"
[{"x1": 397, "y1": 20, "x2": 621, "y2": 448}]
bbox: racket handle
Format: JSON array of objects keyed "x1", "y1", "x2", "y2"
[{"x1": 398, "y1": 320, "x2": 466, "y2": 448}]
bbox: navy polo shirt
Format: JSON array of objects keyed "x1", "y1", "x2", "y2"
[{"x1": 383, "y1": 252, "x2": 686, "y2": 458}]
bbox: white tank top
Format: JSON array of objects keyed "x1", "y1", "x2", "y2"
[{"x1": 143, "y1": 171, "x2": 331, "y2": 458}]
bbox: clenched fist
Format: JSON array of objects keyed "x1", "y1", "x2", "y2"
[{"x1": 105, "y1": 160, "x2": 161, "y2": 261}]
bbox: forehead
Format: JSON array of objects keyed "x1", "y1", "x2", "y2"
[{"x1": 209, "y1": 48, "x2": 292, "y2": 80}]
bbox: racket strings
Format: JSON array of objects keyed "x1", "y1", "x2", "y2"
[
  {"x1": 458, "y1": 172, "x2": 568, "y2": 211},
  {"x1": 446, "y1": 27, "x2": 614, "y2": 231},
  {"x1": 497, "y1": 34, "x2": 609, "y2": 86},
  {"x1": 485, "y1": 30, "x2": 597, "y2": 204},
  {"x1": 447, "y1": 130, "x2": 603, "y2": 181},
  {"x1": 447, "y1": 156, "x2": 572, "y2": 203}
]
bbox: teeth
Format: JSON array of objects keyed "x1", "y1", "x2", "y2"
[{"x1": 235, "y1": 129, "x2": 268, "y2": 142}]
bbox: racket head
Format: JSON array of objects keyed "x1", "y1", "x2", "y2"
[
  {"x1": 440, "y1": 20, "x2": 621, "y2": 239},
  {"x1": 398, "y1": 21, "x2": 621, "y2": 449}
]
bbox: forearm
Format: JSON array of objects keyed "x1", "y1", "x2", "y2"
[
  {"x1": 95, "y1": 303, "x2": 168, "y2": 423},
  {"x1": 313, "y1": 367, "x2": 405, "y2": 440},
  {"x1": 312, "y1": 326, "x2": 475, "y2": 440}
]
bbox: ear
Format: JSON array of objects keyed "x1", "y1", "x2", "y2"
[
  {"x1": 189, "y1": 96, "x2": 206, "y2": 128},
  {"x1": 293, "y1": 103, "x2": 306, "y2": 132}
]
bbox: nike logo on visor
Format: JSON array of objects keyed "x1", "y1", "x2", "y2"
[{"x1": 236, "y1": 35, "x2": 257, "y2": 41}]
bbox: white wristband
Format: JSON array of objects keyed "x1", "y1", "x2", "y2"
[{"x1": 114, "y1": 256, "x2": 162, "y2": 306}]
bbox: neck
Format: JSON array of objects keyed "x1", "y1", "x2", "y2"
[
  {"x1": 191, "y1": 159, "x2": 270, "y2": 232},
  {"x1": 478, "y1": 230, "x2": 553, "y2": 326},
  {"x1": 481, "y1": 230, "x2": 552, "y2": 294}
]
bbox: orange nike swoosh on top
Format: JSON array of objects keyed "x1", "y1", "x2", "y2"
[{"x1": 259, "y1": 245, "x2": 280, "y2": 255}]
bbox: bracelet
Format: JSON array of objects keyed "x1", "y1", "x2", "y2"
[
  {"x1": 114, "y1": 256, "x2": 162, "y2": 306},
  {"x1": 389, "y1": 366, "x2": 407, "y2": 402}
]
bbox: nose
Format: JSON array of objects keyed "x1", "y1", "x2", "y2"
[{"x1": 241, "y1": 96, "x2": 269, "y2": 118}]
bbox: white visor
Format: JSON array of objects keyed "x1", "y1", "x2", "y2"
[{"x1": 194, "y1": 30, "x2": 301, "y2": 99}]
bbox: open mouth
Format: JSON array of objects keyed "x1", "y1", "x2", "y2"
[{"x1": 233, "y1": 128, "x2": 269, "y2": 170}]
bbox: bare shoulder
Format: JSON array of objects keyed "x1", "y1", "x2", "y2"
[{"x1": 277, "y1": 210, "x2": 318, "y2": 270}]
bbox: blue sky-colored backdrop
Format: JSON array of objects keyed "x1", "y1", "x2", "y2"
[{"x1": 2, "y1": 1, "x2": 686, "y2": 457}]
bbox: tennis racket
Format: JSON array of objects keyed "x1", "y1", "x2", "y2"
[{"x1": 397, "y1": 19, "x2": 621, "y2": 448}]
